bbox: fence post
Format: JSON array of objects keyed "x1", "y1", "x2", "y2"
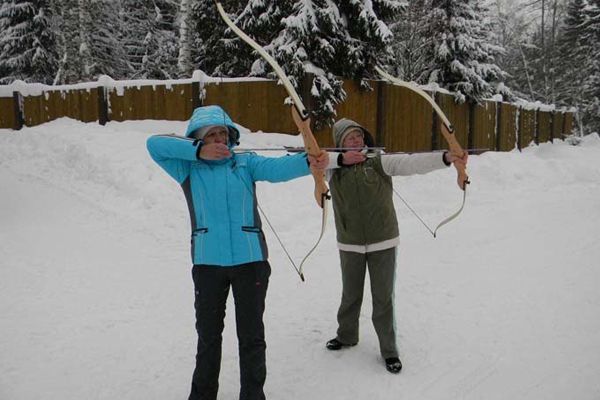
[
  {"x1": 97, "y1": 87, "x2": 109, "y2": 125},
  {"x1": 468, "y1": 101, "x2": 475, "y2": 151},
  {"x1": 495, "y1": 101, "x2": 502, "y2": 151},
  {"x1": 12, "y1": 91, "x2": 24, "y2": 130},
  {"x1": 516, "y1": 106, "x2": 522, "y2": 151},
  {"x1": 191, "y1": 80, "x2": 202, "y2": 109},
  {"x1": 431, "y1": 92, "x2": 439, "y2": 151},
  {"x1": 375, "y1": 80, "x2": 386, "y2": 147},
  {"x1": 561, "y1": 110, "x2": 567, "y2": 138},
  {"x1": 534, "y1": 108, "x2": 540, "y2": 145},
  {"x1": 549, "y1": 111, "x2": 555, "y2": 143}
]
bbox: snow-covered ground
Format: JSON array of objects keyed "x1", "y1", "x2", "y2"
[{"x1": 1, "y1": 118, "x2": 599, "y2": 400}]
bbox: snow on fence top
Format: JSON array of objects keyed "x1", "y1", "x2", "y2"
[
  {"x1": 0, "y1": 71, "x2": 270, "y2": 98},
  {"x1": 0, "y1": 70, "x2": 573, "y2": 113}
]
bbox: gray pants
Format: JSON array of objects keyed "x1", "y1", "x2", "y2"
[{"x1": 336, "y1": 247, "x2": 398, "y2": 359}]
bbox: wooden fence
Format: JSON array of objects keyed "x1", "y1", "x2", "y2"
[{"x1": 0, "y1": 77, "x2": 574, "y2": 153}]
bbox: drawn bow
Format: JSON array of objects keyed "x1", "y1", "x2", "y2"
[
  {"x1": 215, "y1": 1, "x2": 330, "y2": 280},
  {"x1": 375, "y1": 66, "x2": 470, "y2": 237}
]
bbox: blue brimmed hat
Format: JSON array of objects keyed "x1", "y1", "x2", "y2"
[{"x1": 185, "y1": 105, "x2": 240, "y2": 146}]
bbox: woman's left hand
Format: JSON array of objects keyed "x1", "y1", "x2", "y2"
[
  {"x1": 444, "y1": 151, "x2": 468, "y2": 167},
  {"x1": 308, "y1": 150, "x2": 329, "y2": 170}
]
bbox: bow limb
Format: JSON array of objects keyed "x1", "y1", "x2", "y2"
[
  {"x1": 375, "y1": 65, "x2": 470, "y2": 235},
  {"x1": 215, "y1": 0, "x2": 330, "y2": 280},
  {"x1": 215, "y1": 0, "x2": 329, "y2": 208},
  {"x1": 290, "y1": 106, "x2": 331, "y2": 279}
]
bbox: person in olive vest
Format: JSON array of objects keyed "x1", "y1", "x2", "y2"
[{"x1": 323, "y1": 118, "x2": 467, "y2": 374}]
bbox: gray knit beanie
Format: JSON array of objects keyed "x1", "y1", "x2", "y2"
[{"x1": 332, "y1": 118, "x2": 375, "y2": 148}]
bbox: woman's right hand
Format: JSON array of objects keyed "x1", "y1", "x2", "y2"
[{"x1": 199, "y1": 143, "x2": 231, "y2": 160}]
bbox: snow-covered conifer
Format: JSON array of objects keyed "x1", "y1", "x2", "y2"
[
  {"x1": 269, "y1": 1, "x2": 349, "y2": 127},
  {"x1": 52, "y1": 0, "x2": 81, "y2": 84},
  {"x1": 246, "y1": 0, "x2": 402, "y2": 127},
  {"x1": 182, "y1": 0, "x2": 245, "y2": 76},
  {"x1": 76, "y1": 0, "x2": 127, "y2": 80},
  {"x1": 555, "y1": 0, "x2": 588, "y2": 107},
  {"x1": 582, "y1": 0, "x2": 600, "y2": 132},
  {"x1": 337, "y1": 0, "x2": 402, "y2": 80},
  {"x1": 423, "y1": 0, "x2": 507, "y2": 103},
  {"x1": 389, "y1": 0, "x2": 431, "y2": 83},
  {"x1": 232, "y1": 0, "x2": 293, "y2": 77},
  {"x1": 0, "y1": 0, "x2": 59, "y2": 84},
  {"x1": 122, "y1": 0, "x2": 179, "y2": 79}
]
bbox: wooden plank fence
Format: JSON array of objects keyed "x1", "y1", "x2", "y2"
[
  {"x1": 471, "y1": 100, "x2": 497, "y2": 151},
  {"x1": 0, "y1": 78, "x2": 576, "y2": 153},
  {"x1": 376, "y1": 83, "x2": 433, "y2": 152},
  {"x1": 519, "y1": 107, "x2": 536, "y2": 149},
  {"x1": 19, "y1": 88, "x2": 100, "y2": 127},
  {"x1": 108, "y1": 83, "x2": 196, "y2": 122},
  {"x1": 0, "y1": 96, "x2": 17, "y2": 130},
  {"x1": 537, "y1": 111, "x2": 552, "y2": 144},
  {"x1": 436, "y1": 93, "x2": 470, "y2": 152},
  {"x1": 203, "y1": 80, "x2": 297, "y2": 136}
]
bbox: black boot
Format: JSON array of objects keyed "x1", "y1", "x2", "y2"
[
  {"x1": 325, "y1": 338, "x2": 357, "y2": 350},
  {"x1": 384, "y1": 357, "x2": 402, "y2": 374}
]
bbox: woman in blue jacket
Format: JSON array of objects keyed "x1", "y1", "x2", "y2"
[{"x1": 147, "y1": 105, "x2": 326, "y2": 400}]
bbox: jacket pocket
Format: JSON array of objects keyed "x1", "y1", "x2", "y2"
[
  {"x1": 191, "y1": 228, "x2": 209, "y2": 260},
  {"x1": 241, "y1": 226, "x2": 267, "y2": 260},
  {"x1": 241, "y1": 226, "x2": 261, "y2": 233}
]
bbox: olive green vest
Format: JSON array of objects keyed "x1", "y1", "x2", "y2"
[{"x1": 330, "y1": 156, "x2": 399, "y2": 245}]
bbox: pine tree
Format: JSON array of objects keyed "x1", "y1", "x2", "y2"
[
  {"x1": 234, "y1": 0, "x2": 293, "y2": 77},
  {"x1": 0, "y1": 0, "x2": 8, "y2": 81},
  {"x1": 491, "y1": 2, "x2": 535, "y2": 100},
  {"x1": 0, "y1": 0, "x2": 59, "y2": 84},
  {"x1": 524, "y1": 0, "x2": 565, "y2": 105},
  {"x1": 122, "y1": 0, "x2": 179, "y2": 79},
  {"x1": 244, "y1": 0, "x2": 402, "y2": 127},
  {"x1": 269, "y1": 0, "x2": 348, "y2": 127},
  {"x1": 424, "y1": 0, "x2": 507, "y2": 103},
  {"x1": 389, "y1": 0, "x2": 432, "y2": 83},
  {"x1": 179, "y1": 0, "x2": 245, "y2": 77},
  {"x1": 582, "y1": 0, "x2": 600, "y2": 133},
  {"x1": 555, "y1": 0, "x2": 588, "y2": 111},
  {"x1": 337, "y1": 0, "x2": 402, "y2": 81},
  {"x1": 74, "y1": 0, "x2": 127, "y2": 81},
  {"x1": 52, "y1": 0, "x2": 83, "y2": 84},
  {"x1": 150, "y1": 0, "x2": 179, "y2": 79},
  {"x1": 188, "y1": 1, "x2": 401, "y2": 127}
]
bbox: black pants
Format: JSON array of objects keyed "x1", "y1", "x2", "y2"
[{"x1": 189, "y1": 261, "x2": 271, "y2": 400}]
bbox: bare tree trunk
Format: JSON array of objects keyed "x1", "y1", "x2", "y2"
[
  {"x1": 519, "y1": 42, "x2": 536, "y2": 99},
  {"x1": 177, "y1": 0, "x2": 192, "y2": 77},
  {"x1": 550, "y1": 0, "x2": 558, "y2": 104}
]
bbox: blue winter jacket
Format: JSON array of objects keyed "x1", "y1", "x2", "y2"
[{"x1": 146, "y1": 107, "x2": 310, "y2": 267}]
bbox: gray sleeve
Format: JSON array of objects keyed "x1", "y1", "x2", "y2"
[{"x1": 381, "y1": 152, "x2": 448, "y2": 176}]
